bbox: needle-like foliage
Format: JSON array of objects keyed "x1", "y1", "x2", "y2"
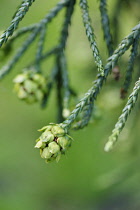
[{"x1": 0, "y1": 0, "x2": 140, "y2": 163}]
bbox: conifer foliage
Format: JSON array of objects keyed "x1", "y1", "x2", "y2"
[{"x1": 0, "y1": 0, "x2": 140, "y2": 162}]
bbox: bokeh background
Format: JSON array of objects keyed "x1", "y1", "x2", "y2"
[{"x1": 0, "y1": 0, "x2": 140, "y2": 209}]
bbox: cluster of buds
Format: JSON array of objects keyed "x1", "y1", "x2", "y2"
[
  {"x1": 13, "y1": 70, "x2": 47, "y2": 104},
  {"x1": 35, "y1": 124, "x2": 72, "y2": 163}
]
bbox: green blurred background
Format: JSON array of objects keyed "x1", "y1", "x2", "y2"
[{"x1": 0, "y1": 0, "x2": 140, "y2": 209}]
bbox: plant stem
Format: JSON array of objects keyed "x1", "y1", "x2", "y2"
[
  {"x1": 0, "y1": 0, "x2": 35, "y2": 47},
  {"x1": 99, "y1": 0, "x2": 113, "y2": 56},
  {"x1": 61, "y1": 23, "x2": 140, "y2": 130},
  {"x1": 0, "y1": 0, "x2": 70, "y2": 79},
  {"x1": 105, "y1": 77, "x2": 140, "y2": 152},
  {"x1": 121, "y1": 36, "x2": 139, "y2": 98},
  {"x1": 80, "y1": 0, "x2": 104, "y2": 75}
]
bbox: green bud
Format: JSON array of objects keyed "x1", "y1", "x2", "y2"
[
  {"x1": 34, "y1": 140, "x2": 46, "y2": 149},
  {"x1": 24, "y1": 80, "x2": 38, "y2": 93},
  {"x1": 33, "y1": 74, "x2": 46, "y2": 85},
  {"x1": 41, "y1": 147, "x2": 52, "y2": 159},
  {"x1": 35, "y1": 123, "x2": 73, "y2": 163},
  {"x1": 57, "y1": 136, "x2": 70, "y2": 150},
  {"x1": 48, "y1": 142, "x2": 60, "y2": 154},
  {"x1": 13, "y1": 74, "x2": 27, "y2": 83},
  {"x1": 40, "y1": 131, "x2": 54, "y2": 143},
  {"x1": 32, "y1": 73, "x2": 47, "y2": 92},
  {"x1": 13, "y1": 71, "x2": 47, "y2": 104},
  {"x1": 32, "y1": 73, "x2": 42, "y2": 82},
  {"x1": 17, "y1": 87, "x2": 27, "y2": 99},
  {"x1": 52, "y1": 125, "x2": 65, "y2": 136},
  {"x1": 38, "y1": 125, "x2": 53, "y2": 132}
]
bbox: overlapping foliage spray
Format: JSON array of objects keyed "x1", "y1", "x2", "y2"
[{"x1": 0, "y1": 0, "x2": 140, "y2": 162}]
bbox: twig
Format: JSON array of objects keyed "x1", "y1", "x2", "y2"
[
  {"x1": 105, "y1": 77, "x2": 140, "y2": 152},
  {"x1": 99, "y1": 0, "x2": 113, "y2": 55},
  {"x1": 61, "y1": 23, "x2": 140, "y2": 130},
  {"x1": 80, "y1": 0, "x2": 104, "y2": 75},
  {"x1": 121, "y1": 36, "x2": 139, "y2": 98},
  {"x1": 0, "y1": 0, "x2": 35, "y2": 47}
]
